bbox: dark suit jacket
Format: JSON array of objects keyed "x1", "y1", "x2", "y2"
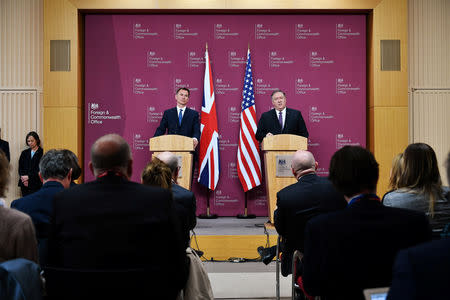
[
  {"x1": 47, "y1": 173, "x2": 188, "y2": 299},
  {"x1": 255, "y1": 108, "x2": 308, "y2": 142},
  {"x1": 11, "y1": 181, "x2": 64, "y2": 238},
  {"x1": 18, "y1": 147, "x2": 43, "y2": 192},
  {"x1": 387, "y1": 238, "x2": 450, "y2": 300},
  {"x1": 274, "y1": 173, "x2": 346, "y2": 276},
  {"x1": 172, "y1": 184, "x2": 197, "y2": 249},
  {"x1": 154, "y1": 107, "x2": 200, "y2": 140},
  {"x1": 0, "y1": 139, "x2": 10, "y2": 162},
  {"x1": 302, "y1": 195, "x2": 432, "y2": 300}
]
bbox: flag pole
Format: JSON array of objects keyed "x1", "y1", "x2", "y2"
[
  {"x1": 237, "y1": 191, "x2": 256, "y2": 219},
  {"x1": 198, "y1": 188, "x2": 218, "y2": 219}
]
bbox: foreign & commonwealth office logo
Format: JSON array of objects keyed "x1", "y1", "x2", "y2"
[
  {"x1": 91, "y1": 103, "x2": 99, "y2": 110},
  {"x1": 278, "y1": 159, "x2": 287, "y2": 166}
]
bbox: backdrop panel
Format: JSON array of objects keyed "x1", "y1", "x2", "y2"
[{"x1": 85, "y1": 14, "x2": 366, "y2": 216}]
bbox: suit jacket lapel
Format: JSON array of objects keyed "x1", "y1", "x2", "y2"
[
  {"x1": 171, "y1": 107, "x2": 181, "y2": 128},
  {"x1": 271, "y1": 109, "x2": 282, "y2": 133},
  {"x1": 283, "y1": 108, "x2": 291, "y2": 133},
  {"x1": 180, "y1": 107, "x2": 190, "y2": 127}
]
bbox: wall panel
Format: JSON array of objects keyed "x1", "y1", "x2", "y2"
[
  {"x1": 0, "y1": 91, "x2": 42, "y2": 205},
  {"x1": 411, "y1": 91, "x2": 450, "y2": 185},
  {"x1": 0, "y1": 0, "x2": 43, "y2": 89},
  {"x1": 370, "y1": 106, "x2": 409, "y2": 194},
  {"x1": 409, "y1": 0, "x2": 450, "y2": 88},
  {"x1": 409, "y1": 0, "x2": 450, "y2": 185}
]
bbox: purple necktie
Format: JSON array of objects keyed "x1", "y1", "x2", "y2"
[{"x1": 278, "y1": 111, "x2": 283, "y2": 130}]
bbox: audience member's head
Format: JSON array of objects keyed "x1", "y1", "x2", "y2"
[
  {"x1": 141, "y1": 157, "x2": 172, "y2": 190},
  {"x1": 398, "y1": 143, "x2": 443, "y2": 215},
  {"x1": 39, "y1": 149, "x2": 72, "y2": 188},
  {"x1": 156, "y1": 151, "x2": 179, "y2": 181},
  {"x1": 89, "y1": 134, "x2": 132, "y2": 178},
  {"x1": 329, "y1": 146, "x2": 379, "y2": 199},
  {"x1": 291, "y1": 150, "x2": 318, "y2": 179},
  {"x1": 388, "y1": 153, "x2": 404, "y2": 191},
  {"x1": 62, "y1": 149, "x2": 82, "y2": 181},
  {"x1": 0, "y1": 151, "x2": 9, "y2": 198}
]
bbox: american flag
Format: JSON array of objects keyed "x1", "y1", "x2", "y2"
[
  {"x1": 237, "y1": 49, "x2": 262, "y2": 192},
  {"x1": 198, "y1": 48, "x2": 220, "y2": 190}
]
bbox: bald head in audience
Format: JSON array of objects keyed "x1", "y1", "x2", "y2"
[
  {"x1": 291, "y1": 150, "x2": 318, "y2": 179},
  {"x1": 156, "y1": 151, "x2": 179, "y2": 182},
  {"x1": 89, "y1": 134, "x2": 132, "y2": 178}
]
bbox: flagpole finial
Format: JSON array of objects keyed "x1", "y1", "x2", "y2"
[
  {"x1": 206, "y1": 42, "x2": 208, "y2": 50},
  {"x1": 248, "y1": 43, "x2": 250, "y2": 50}
]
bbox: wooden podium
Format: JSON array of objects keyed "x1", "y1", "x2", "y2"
[
  {"x1": 149, "y1": 135, "x2": 194, "y2": 190},
  {"x1": 261, "y1": 134, "x2": 308, "y2": 223}
]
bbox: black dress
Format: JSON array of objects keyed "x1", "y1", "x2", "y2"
[{"x1": 18, "y1": 147, "x2": 43, "y2": 196}]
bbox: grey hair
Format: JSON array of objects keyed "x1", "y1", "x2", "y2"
[
  {"x1": 156, "y1": 151, "x2": 179, "y2": 174},
  {"x1": 39, "y1": 149, "x2": 71, "y2": 180}
]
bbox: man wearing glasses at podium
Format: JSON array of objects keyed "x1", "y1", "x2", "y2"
[
  {"x1": 154, "y1": 87, "x2": 201, "y2": 149},
  {"x1": 255, "y1": 89, "x2": 309, "y2": 142}
]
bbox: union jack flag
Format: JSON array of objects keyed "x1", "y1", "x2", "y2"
[
  {"x1": 237, "y1": 49, "x2": 262, "y2": 191},
  {"x1": 198, "y1": 48, "x2": 220, "y2": 190}
]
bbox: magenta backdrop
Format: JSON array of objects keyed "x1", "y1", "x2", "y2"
[{"x1": 84, "y1": 14, "x2": 366, "y2": 216}]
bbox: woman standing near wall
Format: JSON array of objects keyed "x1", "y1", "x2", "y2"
[{"x1": 18, "y1": 131, "x2": 43, "y2": 196}]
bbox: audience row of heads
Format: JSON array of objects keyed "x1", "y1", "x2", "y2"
[
  {"x1": 89, "y1": 134, "x2": 179, "y2": 187},
  {"x1": 388, "y1": 143, "x2": 448, "y2": 215},
  {"x1": 0, "y1": 148, "x2": 81, "y2": 198},
  {"x1": 293, "y1": 142, "x2": 450, "y2": 202},
  {"x1": 2, "y1": 133, "x2": 449, "y2": 202},
  {"x1": 0, "y1": 133, "x2": 180, "y2": 197}
]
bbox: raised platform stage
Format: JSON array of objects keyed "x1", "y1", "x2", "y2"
[{"x1": 191, "y1": 217, "x2": 278, "y2": 261}]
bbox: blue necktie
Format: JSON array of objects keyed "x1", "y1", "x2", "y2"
[
  {"x1": 278, "y1": 111, "x2": 283, "y2": 130},
  {"x1": 178, "y1": 109, "x2": 183, "y2": 126}
]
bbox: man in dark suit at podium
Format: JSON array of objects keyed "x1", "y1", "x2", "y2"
[
  {"x1": 0, "y1": 128, "x2": 10, "y2": 162},
  {"x1": 255, "y1": 89, "x2": 308, "y2": 142},
  {"x1": 154, "y1": 87, "x2": 201, "y2": 149}
]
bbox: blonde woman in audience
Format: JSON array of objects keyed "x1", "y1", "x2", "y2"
[
  {"x1": 141, "y1": 157, "x2": 173, "y2": 189},
  {"x1": 0, "y1": 151, "x2": 38, "y2": 263},
  {"x1": 384, "y1": 143, "x2": 450, "y2": 238},
  {"x1": 382, "y1": 153, "x2": 404, "y2": 202}
]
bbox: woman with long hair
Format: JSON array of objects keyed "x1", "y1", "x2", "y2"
[
  {"x1": 384, "y1": 143, "x2": 450, "y2": 238},
  {"x1": 382, "y1": 153, "x2": 404, "y2": 202}
]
